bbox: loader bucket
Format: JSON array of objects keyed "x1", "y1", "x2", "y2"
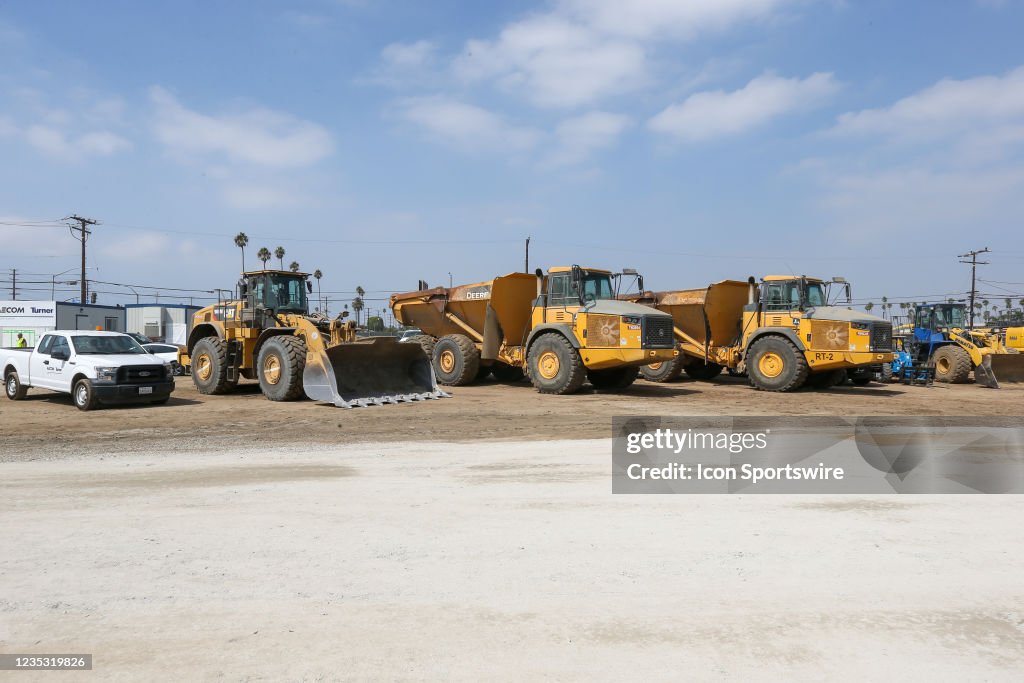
[
  {"x1": 986, "y1": 353, "x2": 1024, "y2": 387},
  {"x1": 302, "y1": 336, "x2": 450, "y2": 408}
]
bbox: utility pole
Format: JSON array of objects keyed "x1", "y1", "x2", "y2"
[
  {"x1": 10, "y1": 269, "x2": 15, "y2": 300},
  {"x1": 958, "y1": 247, "x2": 990, "y2": 328},
  {"x1": 65, "y1": 215, "x2": 99, "y2": 305},
  {"x1": 524, "y1": 236, "x2": 530, "y2": 273}
]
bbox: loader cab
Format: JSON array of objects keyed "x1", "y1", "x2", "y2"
[
  {"x1": 239, "y1": 270, "x2": 312, "y2": 316},
  {"x1": 760, "y1": 276, "x2": 827, "y2": 312},
  {"x1": 913, "y1": 303, "x2": 966, "y2": 341}
]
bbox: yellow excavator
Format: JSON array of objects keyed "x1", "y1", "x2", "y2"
[{"x1": 179, "y1": 269, "x2": 447, "y2": 407}]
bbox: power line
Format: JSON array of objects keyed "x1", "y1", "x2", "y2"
[
  {"x1": 64, "y1": 215, "x2": 99, "y2": 304},
  {"x1": 958, "y1": 247, "x2": 991, "y2": 327}
]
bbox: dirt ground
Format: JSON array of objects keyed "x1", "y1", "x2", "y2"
[
  {"x1": 3, "y1": 377, "x2": 1023, "y2": 680},
  {"x1": 1, "y1": 374, "x2": 1021, "y2": 461}
]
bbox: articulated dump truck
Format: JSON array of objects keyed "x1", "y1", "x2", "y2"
[
  {"x1": 622, "y1": 276, "x2": 894, "y2": 392},
  {"x1": 389, "y1": 266, "x2": 678, "y2": 395},
  {"x1": 179, "y1": 269, "x2": 447, "y2": 407}
]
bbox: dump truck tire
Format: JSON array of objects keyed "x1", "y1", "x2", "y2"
[
  {"x1": 588, "y1": 366, "x2": 638, "y2": 391},
  {"x1": 191, "y1": 337, "x2": 236, "y2": 395},
  {"x1": 432, "y1": 334, "x2": 480, "y2": 386},
  {"x1": 806, "y1": 369, "x2": 846, "y2": 389},
  {"x1": 257, "y1": 336, "x2": 307, "y2": 401},
  {"x1": 640, "y1": 355, "x2": 685, "y2": 382},
  {"x1": 527, "y1": 333, "x2": 586, "y2": 395},
  {"x1": 476, "y1": 365, "x2": 493, "y2": 381},
  {"x1": 747, "y1": 336, "x2": 809, "y2": 392},
  {"x1": 410, "y1": 335, "x2": 436, "y2": 361},
  {"x1": 932, "y1": 345, "x2": 971, "y2": 383},
  {"x1": 491, "y1": 362, "x2": 525, "y2": 383},
  {"x1": 880, "y1": 363, "x2": 893, "y2": 382},
  {"x1": 683, "y1": 360, "x2": 724, "y2": 381}
]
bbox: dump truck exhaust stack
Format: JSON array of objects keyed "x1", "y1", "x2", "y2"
[{"x1": 303, "y1": 336, "x2": 449, "y2": 408}]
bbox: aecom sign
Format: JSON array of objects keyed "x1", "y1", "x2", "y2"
[{"x1": 0, "y1": 300, "x2": 58, "y2": 327}]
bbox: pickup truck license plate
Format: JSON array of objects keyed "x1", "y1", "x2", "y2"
[{"x1": 139, "y1": 386, "x2": 153, "y2": 395}]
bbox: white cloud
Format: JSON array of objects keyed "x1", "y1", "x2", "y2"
[
  {"x1": 559, "y1": 0, "x2": 799, "y2": 39},
  {"x1": 382, "y1": 40, "x2": 437, "y2": 69},
  {"x1": 546, "y1": 111, "x2": 631, "y2": 167},
  {"x1": 649, "y1": 72, "x2": 839, "y2": 141},
  {"x1": 397, "y1": 97, "x2": 541, "y2": 154},
  {"x1": 149, "y1": 86, "x2": 334, "y2": 167},
  {"x1": 833, "y1": 65, "x2": 1024, "y2": 140},
  {"x1": 453, "y1": 15, "x2": 646, "y2": 108},
  {"x1": 22, "y1": 124, "x2": 130, "y2": 159}
]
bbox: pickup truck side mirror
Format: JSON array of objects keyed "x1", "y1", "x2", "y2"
[{"x1": 52, "y1": 348, "x2": 70, "y2": 361}]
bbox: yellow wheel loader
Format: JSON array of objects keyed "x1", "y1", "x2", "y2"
[
  {"x1": 389, "y1": 266, "x2": 678, "y2": 395},
  {"x1": 623, "y1": 276, "x2": 894, "y2": 392},
  {"x1": 179, "y1": 269, "x2": 447, "y2": 407}
]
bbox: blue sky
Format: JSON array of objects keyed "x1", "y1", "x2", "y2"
[{"x1": 2, "y1": 0, "x2": 1024, "y2": 317}]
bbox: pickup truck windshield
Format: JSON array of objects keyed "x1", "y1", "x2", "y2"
[{"x1": 71, "y1": 335, "x2": 148, "y2": 355}]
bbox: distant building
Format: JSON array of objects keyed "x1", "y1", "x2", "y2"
[
  {"x1": 125, "y1": 304, "x2": 201, "y2": 344},
  {"x1": 0, "y1": 300, "x2": 126, "y2": 347}
]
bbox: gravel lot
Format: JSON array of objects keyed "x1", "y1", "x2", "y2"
[{"x1": 2, "y1": 377, "x2": 1023, "y2": 680}]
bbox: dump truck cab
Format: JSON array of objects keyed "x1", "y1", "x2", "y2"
[{"x1": 180, "y1": 269, "x2": 446, "y2": 407}]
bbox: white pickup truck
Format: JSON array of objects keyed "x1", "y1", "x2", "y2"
[{"x1": 2, "y1": 330, "x2": 175, "y2": 410}]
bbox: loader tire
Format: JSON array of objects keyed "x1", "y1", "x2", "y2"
[
  {"x1": 932, "y1": 345, "x2": 972, "y2": 384},
  {"x1": 806, "y1": 369, "x2": 846, "y2": 389},
  {"x1": 683, "y1": 360, "x2": 724, "y2": 381},
  {"x1": 880, "y1": 363, "x2": 893, "y2": 382},
  {"x1": 411, "y1": 335, "x2": 436, "y2": 361},
  {"x1": 191, "y1": 337, "x2": 236, "y2": 395},
  {"x1": 588, "y1": 366, "x2": 638, "y2": 391},
  {"x1": 257, "y1": 336, "x2": 307, "y2": 401},
  {"x1": 491, "y1": 362, "x2": 525, "y2": 383},
  {"x1": 639, "y1": 354, "x2": 685, "y2": 382},
  {"x1": 432, "y1": 334, "x2": 480, "y2": 386},
  {"x1": 747, "y1": 336, "x2": 809, "y2": 392},
  {"x1": 527, "y1": 333, "x2": 586, "y2": 395}
]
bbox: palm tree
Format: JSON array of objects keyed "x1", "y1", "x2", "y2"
[
  {"x1": 289, "y1": 261, "x2": 300, "y2": 272},
  {"x1": 275, "y1": 246, "x2": 285, "y2": 270},
  {"x1": 313, "y1": 269, "x2": 323, "y2": 312},
  {"x1": 864, "y1": 302, "x2": 874, "y2": 312},
  {"x1": 351, "y1": 296, "x2": 364, "y2": 325},
  {"x1": 234, "y1": 232, "x2": 249, "y2": 271},
  {"x1": 881, "y1": 296, "x2": 888, "y2": 319},
  {"x1": 257, "y1": 247, "x2": 271, "y2": 269}
]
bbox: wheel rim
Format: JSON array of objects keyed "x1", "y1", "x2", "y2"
[
  {"x1": 647, "y1": 362, "x2": 664, "y2": 371},
  {"x1": 538, "y1": 351, "x2": 560, "y2": 379},
  {"x1": 263, "y1": 354, "x2": 282, "y2": 385},
  {"x1": 758, "y1": 351, "x2": 785, "y2": 378},
  {"x1": 937, "y1": 357, "x2": 950, "y2": 373},
  {"x1": 439, "y1": 349, "x2": 456, "y2": 373},
  {"x1": 7, "y1": 377, "x2": 15, "y2": 395},
  {"x1": 196, "y1": 353, "x2": 213, "y2": 381},
  {"x1": 76, "y1": 385, "x2": 87, "y2": 405}
]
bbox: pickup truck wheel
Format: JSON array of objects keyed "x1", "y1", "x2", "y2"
[
  {"x1": 5, "y1": 371, "x2": 28, "y2": 400},
  {"x1": 74, "y1": 378, "x2": 100, "y2": 411}
]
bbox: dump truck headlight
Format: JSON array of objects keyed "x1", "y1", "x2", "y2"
[
  {"x1": 94, "y1": 366, "x2": 117, "y2": 382},
  {"x1": 851, "y1": 322, "x2": 869, "y2": 330},
  {"x1": 622, "y1": 316, "x2": 641, "y2": 325}
]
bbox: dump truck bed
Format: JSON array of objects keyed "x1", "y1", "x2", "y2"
[{"x1": 623, "y1": 280, "x2": 750, "y2": 350}]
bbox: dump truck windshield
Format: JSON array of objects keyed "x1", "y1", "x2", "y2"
[
  {"x1": 763, "y1": 280, "x2": 824, "y2": 310},
  {"x1": 265, "y1": 275, "x2": 308, "y2": 313},
  {"x1": 578, "y1": 273, "x2": 614, "y2": 302}
]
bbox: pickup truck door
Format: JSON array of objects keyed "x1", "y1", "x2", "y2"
[{"x1": 31, "y1": 334, "x2": 70, "y2": 390}]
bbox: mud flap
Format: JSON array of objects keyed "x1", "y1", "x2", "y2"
[
  {"x1": 973, "y1": 355, "x2": 1000, "y2": 389},
  {"x1": 986, "y1": 354, "x2": 1024, "y2": 386},
  {"x1": 303, "y1": 336, "x2": 450, "y2": 408}
]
